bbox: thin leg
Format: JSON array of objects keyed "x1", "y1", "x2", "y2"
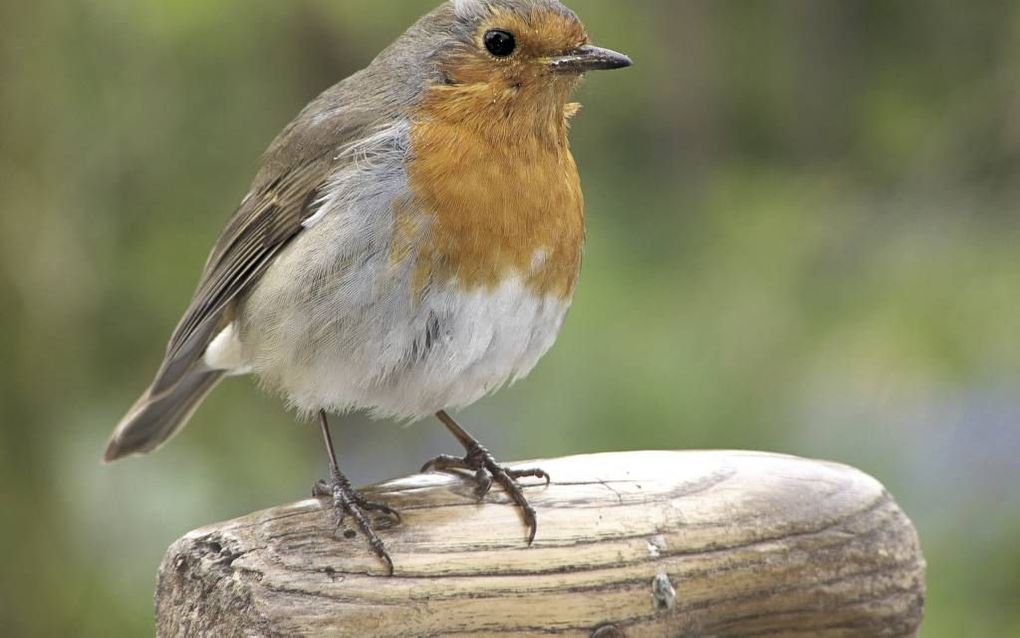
[
  {"x1": 421, "y1": 410, "x2": 550, "y2": 545},
  {"x1": 312, "y1": 410, "x2": 400, "y2": 574}
]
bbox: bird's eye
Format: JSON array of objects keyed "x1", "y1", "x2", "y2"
[{"x1": 484, "y1": 29, "x2": 517, "y2": 57}]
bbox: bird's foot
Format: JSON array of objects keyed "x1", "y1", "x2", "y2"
[
  {"x1": 421, "y1": 442, "x2": 550, "y2": 544},
  {"x1": 313, "y1": 472, "x2": 401, "y2": 574}
]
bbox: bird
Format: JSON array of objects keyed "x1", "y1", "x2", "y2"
[{"x1": 103, "y1": 0, "x2": 631, "y2": 573}]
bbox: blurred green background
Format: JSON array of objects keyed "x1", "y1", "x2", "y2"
[{"x1": 1, "y1": 0, "x2": 1018, "y2": 634}]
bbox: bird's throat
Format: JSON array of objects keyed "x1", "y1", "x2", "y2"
[{"x1": 403, "y1": 84, "x2": 585, "y2": 300}]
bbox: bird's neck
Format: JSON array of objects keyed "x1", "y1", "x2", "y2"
[{"x1": 404, "y1": 84, "x2": 585, "y2": 300}]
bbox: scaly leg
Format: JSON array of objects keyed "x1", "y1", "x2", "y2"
[{"x1": 312, "y1": 410, "x2": 401, "y2": 574}]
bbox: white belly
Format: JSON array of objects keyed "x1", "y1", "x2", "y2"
[
  {"x1": 210, "y1": 241, "x2": 571, "y2": 420},
  {"x1": 281, "y1": 277, "x2": 570, "y2": 419}
]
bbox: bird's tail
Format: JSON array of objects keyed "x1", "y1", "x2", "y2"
[{"x1": 103, "y1": 368, "x2": 224, "y2": 463}]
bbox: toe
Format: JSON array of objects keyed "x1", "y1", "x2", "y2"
[
  {"x1": 473, "y1": 469, "x2": 494, "y2": 499},
  {"x1": 361, "y1": 500, "x2": 403, "y2": 525},
  {"x1": 421, "y1": 454, "x2": 468, "y2": 474},
  {"x1": 312, "y1": 479, "x2": 332, "y2": 498},
  {"x1": 507, "y1": 467, "x2": 551, "y2": 486},
  {"x1": 524, "y1": 509, "x2": 538, "y2": 545}
]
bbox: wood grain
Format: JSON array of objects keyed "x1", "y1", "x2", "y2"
[{"x1": 155, "y1": 451, "x2": 925, "y2": 637}]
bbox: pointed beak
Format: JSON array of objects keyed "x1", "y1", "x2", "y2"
[{"x1": 546, "y1": 44, "x2": 633, "y2": 74}]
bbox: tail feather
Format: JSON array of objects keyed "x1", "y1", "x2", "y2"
[{"x1": 104, "y1": 369, "x2": 223, "y2": 463}]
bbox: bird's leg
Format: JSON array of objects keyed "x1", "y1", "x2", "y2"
[
  {"x1": 421, "y1": 410, "x2": 550, "y2": 544},
  {"x1": 311, "y1": 410, "x2": 401, "y2": 574}
]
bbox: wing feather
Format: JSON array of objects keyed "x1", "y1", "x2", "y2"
[{"x1": 151, "y1": 158, "x2": 329, "y2": 395}]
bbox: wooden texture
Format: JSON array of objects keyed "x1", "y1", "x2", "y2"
[{"x1": 155, "y1": 451, "x2": 925, "y2": 637}]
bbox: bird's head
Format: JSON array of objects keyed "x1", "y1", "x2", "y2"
[
  {"x1": 382, "y1": 0, "x2": 631, "y2": 134},
  {"x1": 441, "y1": 0, "x2": 630, "y2": 90}
]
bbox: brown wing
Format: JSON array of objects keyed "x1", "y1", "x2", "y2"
[
  {"x1": 104, "y1": 53, "x2": 406, "y2": 461},
  {"x1": 104, "y1": 156, "x2": 333, "y2": 462},
  {"x1": 154, "y1": 80, "x2": 392, "y2": 390},
  {"x1": 150, "y1": 157, "x2": 330, "y2": 396}
]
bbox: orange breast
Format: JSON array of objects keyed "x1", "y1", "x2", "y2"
[{"x1": 404, "y1": 82, "x2": 585, "y2": 300}]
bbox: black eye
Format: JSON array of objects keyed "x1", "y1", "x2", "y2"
[{"x1": 484, "y1": 29, "x2": 517, "y2": 57}]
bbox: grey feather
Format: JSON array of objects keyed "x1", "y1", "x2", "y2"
[{"x1": 104, "y1": 370, "x2": 223, "y2": 462}]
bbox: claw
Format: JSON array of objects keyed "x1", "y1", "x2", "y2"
[
  {"x1": 313, "y1": 476, "x2": 400, "y2": 573},
  {"x1": 380, "y1": 552, "x2": 394, "y2": 576},
  {"x1": 312, "y1": 479, "x2": 331, "y2": 498},
  {"x1": 359, "y1": 498, "x2": 403, "y2": 527},
  {"x1": 420, "y1": 444, "x2": 549, "y2": 544},
  {"x1": 420, "y1": 454, "x2": 463, "y2": 474},
  {"x1": 473, "y1": 469, "x2": 493, "y2": 499}
]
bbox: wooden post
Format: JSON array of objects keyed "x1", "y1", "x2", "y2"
[{"x1": 155, "y1": 451, "x2": 925, "y2": 637}]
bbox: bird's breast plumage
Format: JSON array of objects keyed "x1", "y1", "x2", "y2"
[
  {"x1": 232, "y1": 93, "x2": 585, "y2": 420},
  {"x1": 403, "y1": 76, "x2": 585, "y2": 300}
]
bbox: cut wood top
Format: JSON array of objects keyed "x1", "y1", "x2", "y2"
[{"x1": 156, "y1": 450, "x2": 926, "y2": 637}]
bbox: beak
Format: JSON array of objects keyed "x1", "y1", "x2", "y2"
[{"x1": 547, "y1": 44, "x2": 633, "y2": 74}]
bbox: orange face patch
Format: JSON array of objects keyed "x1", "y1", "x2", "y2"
[{"x1": 398, "y1": 6, "x2": 588, "y2": 301}]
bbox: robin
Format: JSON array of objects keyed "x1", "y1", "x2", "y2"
[{"x1": 104, "y1": 0, "x2": 631, "y2": 572}]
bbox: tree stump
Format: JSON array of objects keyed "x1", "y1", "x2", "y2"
[{"x1": 155, "y1": 450, "x2": 925, "y2": 637}]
